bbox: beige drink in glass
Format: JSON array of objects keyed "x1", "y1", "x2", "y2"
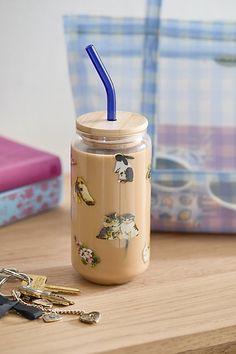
[{"x1": 71, "y1": 111, "x2": 151, "y2": 284}]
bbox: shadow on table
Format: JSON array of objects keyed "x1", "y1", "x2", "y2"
[{"x1": 29, "y1": 264, "x2": 127, "y2": 296}]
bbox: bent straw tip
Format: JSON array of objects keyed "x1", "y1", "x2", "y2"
[
  {"x1": 85, "y1": 44, "x2": 116, "y2": 121},
  {"x1": 85, "y1": 44, "x2": 94, "y2": 51}
]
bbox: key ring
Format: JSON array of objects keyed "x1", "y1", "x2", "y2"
[
  {"x1": 0, "y1": 268, "x2": 20, "y2": 289},
  {"x1": 0, "y1": 268, "x2": 31, "y2": 297},
  {"x1": 0, "y1": 268, "x2": 31, "y2": 283}
]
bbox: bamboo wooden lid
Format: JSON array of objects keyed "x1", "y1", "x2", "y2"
[{"x1": 76, "y1": 111, "x2": 148, "y2": 137}]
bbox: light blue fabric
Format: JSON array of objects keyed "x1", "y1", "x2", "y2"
[
  {"x1": 63, "y1": 0, "x2": 236, "y2": 233},
  {"x1": 158, "y1": 19, "x2": 236, "y2": 127},
  {"x1": 63, "y1": 2, "x2": 236, "y2": 153}
]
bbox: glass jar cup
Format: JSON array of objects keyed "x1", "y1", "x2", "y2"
[{"x1": 71, "y1": 111, "x2": 152, "y2": 284}]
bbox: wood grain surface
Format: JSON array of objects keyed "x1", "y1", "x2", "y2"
[{"x1": 1, "y1": 177, "x2": 236, "y2": 354}]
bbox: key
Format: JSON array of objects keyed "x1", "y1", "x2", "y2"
[
  {"x1": 18, "y1": 286, "x2": 74, "y2": 306},
  {"x1": 32, "y1": 299, "x2": 53, "y2": 308},
  {"x1": 18, "y1": 285, "x2": 74, "y2": 306},
  {"x1": 22, "y1": 274, "x2": 80, "y2": 295},
  {"x1": 44, "y1": 284, "x2": 80, "y2": 295}
]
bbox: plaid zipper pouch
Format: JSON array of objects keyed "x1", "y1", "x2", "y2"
[
  {"x1": 153, "y1": 18, "x2": 236, "y2": 233},
  {"x1": 64, "y1": 1, "x2": 236, "y2": 233}
]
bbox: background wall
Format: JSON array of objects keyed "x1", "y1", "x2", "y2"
[{"x1": 0, "y1": 0, "x2": 235, "y2": 173}]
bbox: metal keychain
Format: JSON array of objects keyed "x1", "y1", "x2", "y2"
[
  {"x1": 12, "y1": 290, "x2": 101, "y2": 324},
  {"x1": 1, "y1": 268, "x2": 101, "y2": 325}
]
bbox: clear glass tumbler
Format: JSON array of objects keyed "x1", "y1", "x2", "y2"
[{"x1": 71, "y1": 111, "x2": 152, "y2": 284}]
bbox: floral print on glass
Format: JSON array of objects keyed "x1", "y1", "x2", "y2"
[{"x1": 74, "y1": 236, "x2": 101, "y2": 267}]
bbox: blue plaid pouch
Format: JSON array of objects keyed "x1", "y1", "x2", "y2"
[
  {"x1": 154, "y1": 18, "x2": 236, "y2": 233},
  {"x1": 64, "y1": 0, "x2": 236, "y2": 233}
]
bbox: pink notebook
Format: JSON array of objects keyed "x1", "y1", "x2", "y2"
[{"x1": 0, "y1": 136, "x2": 62, "y2": 192}]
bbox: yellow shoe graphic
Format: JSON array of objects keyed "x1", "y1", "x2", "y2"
[{"x1": 74, "y1": 177, "x2": 95, "y2": 206}]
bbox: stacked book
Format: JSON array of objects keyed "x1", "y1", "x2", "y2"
[{"x1": 0, "y1": 136, "x2": 62, "y2": 226}]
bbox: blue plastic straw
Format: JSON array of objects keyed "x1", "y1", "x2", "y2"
[{"x1": 86, "y1": 44, "x2": 116, "y2": 121}]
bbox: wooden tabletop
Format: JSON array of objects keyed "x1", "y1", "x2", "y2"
[{"x1": 1, "y1": 177, "x2": 236, "y2": 354}]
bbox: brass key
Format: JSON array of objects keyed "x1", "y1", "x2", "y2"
[
  {"x1": 44, "y1": 284, "x2": 80, "y2": 295},
  {"x1": 18, "y1": 286, "x2": 74, "y2": 306},
  {"x1": 22, "y1": 274, "x2": 80, "y2": 295}
]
